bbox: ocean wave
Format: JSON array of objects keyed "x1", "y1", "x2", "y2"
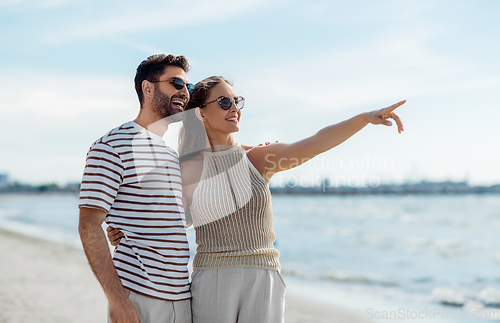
[
  {"x1": 432, "y1": 287, "x2": 500, "y2": 309},
  {"x1": 281, "y1": 268, "x2": 400, "y2": 287}
]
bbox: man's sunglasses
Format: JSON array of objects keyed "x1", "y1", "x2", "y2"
[
  {"x1": 150, "y1": 77, "x2": 194, "y2": 93},
  {"x1": 200, "y1": 96, "x2": 245, "y2": 110}
]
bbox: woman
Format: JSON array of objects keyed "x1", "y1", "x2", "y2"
[{"x1": 110, "y1": 76, "x2": 405, "y2": 323}]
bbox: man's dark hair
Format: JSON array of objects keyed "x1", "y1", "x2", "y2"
[{"x1": 134, "y1": 54, "x2": 190, "y2": 105}]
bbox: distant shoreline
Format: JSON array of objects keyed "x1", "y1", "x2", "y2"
[
  {"x1": 1, "y1": 180, "x2": 499, "y2": 196},
  {"x1": 270, "y1": 181, "x2": 500, "y2": 195},
  {"x1": 0, "y1": 191, "x2": 79, "y2": 196}
]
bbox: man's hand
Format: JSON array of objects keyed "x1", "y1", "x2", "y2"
[
  {"x1": 109, "y1": 298, "x2": 141, "y2": 323},
  {"x1": 366, "y1": 100, "x2": 405, "y2": 133}
]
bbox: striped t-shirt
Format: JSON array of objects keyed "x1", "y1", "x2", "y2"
[{"x1": 78, "y1": 121, "x2": 190, "y2": 301}]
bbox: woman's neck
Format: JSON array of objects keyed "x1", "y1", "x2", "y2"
[{"x1": 206, "y1": 133, "x2": 237, "y2": 152}]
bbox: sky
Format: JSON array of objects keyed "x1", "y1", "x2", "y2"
[{"x1": 1, "y1": 0, "x2": 499, "y2": 186}]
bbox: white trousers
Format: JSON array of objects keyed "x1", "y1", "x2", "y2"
[
  {"x1": 190, "y1": 268, "x2": 286, "y2": 323},
  {"x1": 108, "y1": 290, "x2": 192, "y2": 323}
]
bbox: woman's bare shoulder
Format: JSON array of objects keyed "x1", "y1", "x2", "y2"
[{"x1": 240, "y1": 144, "x2": 255, "y2": 152}]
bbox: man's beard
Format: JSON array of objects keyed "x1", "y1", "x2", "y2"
[{"x1": 152, "y1": 86, "x2": 183, "y2": 122}]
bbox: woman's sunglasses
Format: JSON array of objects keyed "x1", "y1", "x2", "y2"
[
  {"x1": 150, "y1": 77, "x2": 194, "y2": 93},
  {"x1": 200, "y1": 96, "x2": 245, "y2": 110}
]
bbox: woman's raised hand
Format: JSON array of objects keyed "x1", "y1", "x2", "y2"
[
  {"x1": 366, "y1": 100, "x2": 406, "y2": 133},
  {"x1": 106, "y1": 225, "x2": 124, "y2": 247}
]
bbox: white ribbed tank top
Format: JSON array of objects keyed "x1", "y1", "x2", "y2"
[{"x1": 189, "y1": 145, "x2": 281, "y2": 272}]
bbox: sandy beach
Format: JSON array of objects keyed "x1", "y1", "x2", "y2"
[{"x1": 0, "y1": 227, "x2": 370, "y2": 323}]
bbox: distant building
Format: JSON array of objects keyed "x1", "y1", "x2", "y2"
[{"x1": 0, "y1": 173, "x2": 8, "y2": 187}]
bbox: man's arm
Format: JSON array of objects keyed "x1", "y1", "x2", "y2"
[{"x1": 78, "y1": 207, "x2": 140, "y2": 323}]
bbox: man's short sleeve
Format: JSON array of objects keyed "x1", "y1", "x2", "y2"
[{"x1": 78, "y1": 142, "x2": 124, "y2": 214}]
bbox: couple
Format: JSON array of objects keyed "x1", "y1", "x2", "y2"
[{"x1": 78, "y1": 54, "x2": 405, "y2": 323}]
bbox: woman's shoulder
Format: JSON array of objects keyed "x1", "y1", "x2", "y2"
[
  {"x1": 240, "y1": 144, "x2": 255, "y2": 152},
  {"x1": 240, "y1": 142, "x2": 277, "y2": 153},
  {"x1": 242, "y1": 142, "x2": 282, "y2": 157},
  {"x1": 241, "y1": 144, "x2": 268, "y2": 159},
  {"x1": 241, "y1": 144, "x2": 274, "y2": 179}
]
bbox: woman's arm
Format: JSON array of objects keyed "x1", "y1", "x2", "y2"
[
  {"x1": 106, "y1": 192, "x2": 193, "y2": 245},
  {"x1": 248, "y1": 100, "x2": 405, "y2": 181},
  {"x1": 182, "y1": 194, "x2": 193, "y2": 228}
]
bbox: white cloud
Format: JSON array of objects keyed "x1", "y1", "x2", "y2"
[
  {"x1": 2, "y1": 0, "x2": 499, "y2": 185},
  {"x1": 0, "y1": 0, "x2": 88, "y2": 9},
  {"x1": 0, "y1": 72, "x2": 136, "y2": 119},
  {"x1": 286, "y1": 0, "x2": 436, "y2": 26},
  {"x1": 0, "y1": 0, "x2": 25, "y2": 5},
  {"x1": 110, "y1": 36, "x2": 169, "y2": 55},
  {"x1": 231, "y1": 17, "x2": 500, "y2": 187},
  {"x1": 0, "y1": 71, "x2": 139, "y2": 185},
  {"x1": 240, "y1": 24, "x2": 500, "y2": 113},
  {"x1": 42, "y1": 0, "x2": 278, "y2": 44}
]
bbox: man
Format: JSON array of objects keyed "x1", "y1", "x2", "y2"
[{"x1": 78, "y1": 54, "x2": 193, "y2": 323}]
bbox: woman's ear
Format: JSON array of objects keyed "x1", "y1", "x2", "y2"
[{"x1": 195, "y1": 107, "x2": 204, "y2": 121}]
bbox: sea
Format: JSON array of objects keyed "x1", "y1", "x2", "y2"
[{"x1": 1, "y1": 193, "x2": 500, "y2": 322}]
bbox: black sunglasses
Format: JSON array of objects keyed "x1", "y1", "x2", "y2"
[
  {"x1": 200, "y1": 96, "x2": 245, "y2": 110},
  {"x1": 150, "y1": 77, "x2": 194, "y2": 93}
]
